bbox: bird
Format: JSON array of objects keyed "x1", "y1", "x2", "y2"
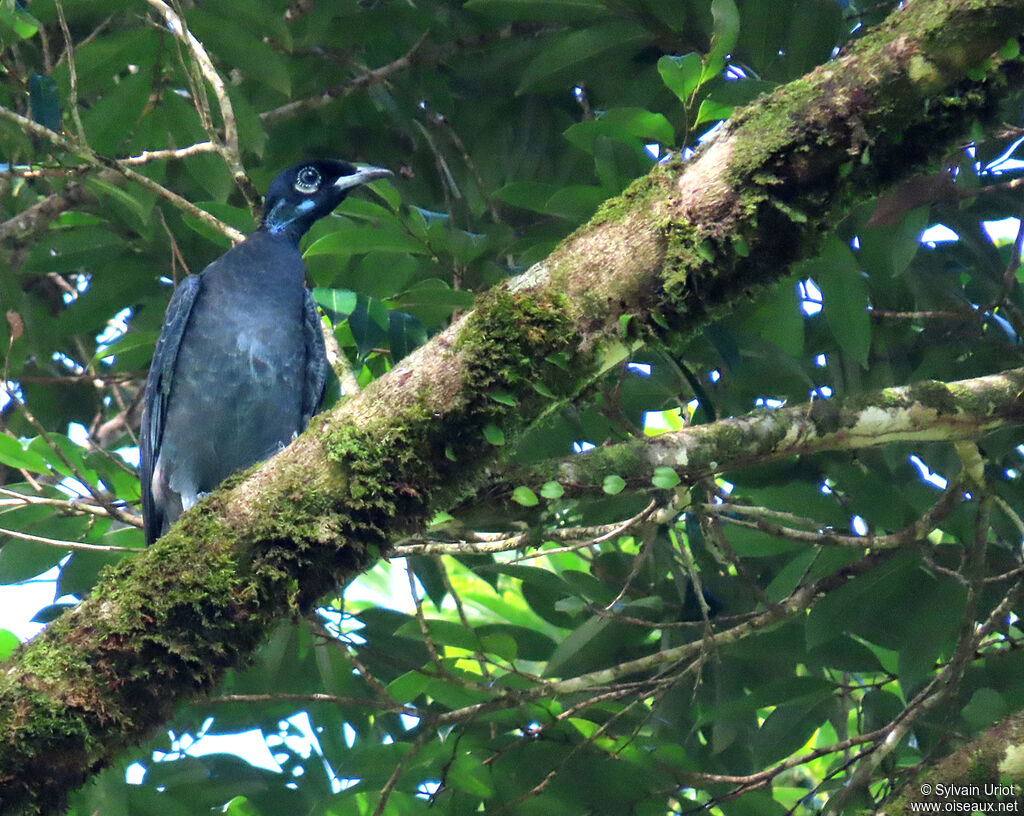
[{"x1": 140, "y1": 159, "x2": 392, "y2": 544}]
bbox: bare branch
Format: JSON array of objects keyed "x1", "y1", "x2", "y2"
[
  {"x1": 0, "y1": 105, "x2": 244, "y2": 242},
  {"x1": 144, "y1": 0, "x2": 258, "y2": 212},
  {"x1": 0, "y1": 525, "x2": 139, "y2": 553},
  {"x1": 260, "y1": 33, "x2": 429, "y2": 124},
  {"x1": 118, "y1": 142, "x2": 219, "y2": 165}
]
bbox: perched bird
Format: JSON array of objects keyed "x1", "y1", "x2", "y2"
[{"x1": 140, "y1": 159, "x2": 392, "y2": 544}]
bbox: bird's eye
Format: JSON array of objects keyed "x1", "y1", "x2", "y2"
[{"x1": 294, "y1": 166, "x2": 321, "y2": 194}]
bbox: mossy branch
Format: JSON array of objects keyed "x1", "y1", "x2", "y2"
[
  {"x1": 3, "y1": 0, "x2": 1024, "y2": 812},
  {"x1": 508, "y1": 366, "x2": 1024, "y2": 499}
]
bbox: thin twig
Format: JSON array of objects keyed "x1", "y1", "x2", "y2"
[
  {"x1": 0, "y1": 525, "x2": 138, "y2": 552},
  {"x1": 0, "y1": 381, "x2": 139, "y2": 527},
  {"x1": 144, "y1": 0, "x2": 257, "y2": 213},
  {"x1": 0, "y1": 105, "x2": 244, "y2": 242},
  {"x1": 53, "y1": 0, "x2": 86, "y2": 141},
  {"x1": 0, "y1": 486, "x2": 138, "y2": 523},
  {"x1": 394, "y1": 499, "x2": 661, "y2": 559},
  {"x1": 118, "y1": 142, "x2": 219, "y2": 165},
  {"x1": 260, "y1": 32, "x2": 429, "y2": 123},
  {"x1": 202, "y1": 692, "x2": 421, "y2": 717},
  {"x1": 373, "y1": 737, "x2": 427, "y2": 816}
]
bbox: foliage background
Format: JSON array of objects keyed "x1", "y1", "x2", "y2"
[{"x1": 2, "y1": 0, "x2": 1024, "y2": 813}]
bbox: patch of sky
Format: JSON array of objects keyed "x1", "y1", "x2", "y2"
[
  {"x1": 920, "y1": 223, "x2": 959, "y2": 244},
  {"x1": 908, "y1": 454, "x2": 948, "y2": 489},
  {"x1": 984, "y1": 135, "x2": 1024, "y2": 174},
  {"x1": 0, "y1": 381, "x2": 23, "y2": 411},
  {"x1": 417, "y1": 781, "x2": 442, "y2": 800},
  {"x1": 982, "y1": 217, "x2": 1022, "y2": 244},
  {"x1": 698, "y1": 121, "x2": 725, "y2": 144},
  {"x1": 798, "y1": 279, "x2": 822, "y2": 316},
  {"x1": 52, "y1": 350, "x2": 84, "y2": 374}
]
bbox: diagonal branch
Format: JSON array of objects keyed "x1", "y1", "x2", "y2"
[
  {"x1": 3, "y1": 1, "x2": 1024, "y2": 813},
  {"x1": 504, "y1": 366, "x2": 1024, "y2": 500},
  {"x1": 0, "y1": 106, "x2": 244, "y2": 243},
  {"x1": 145, "y1": 0, "x2": 259, "y2": 213},
  {"x1": 259, "y1": 32, "x2": 430, "y2": 124}
]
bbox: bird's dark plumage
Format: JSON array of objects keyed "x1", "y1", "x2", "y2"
[{"x1": 140, "y1": 159, "x2": 392, "y2": 544}]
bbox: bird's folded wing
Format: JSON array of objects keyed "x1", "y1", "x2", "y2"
[
  {"x1": 140, "y1": 274, "x2": 202, "y2": 544},
  {"x1": 301, "y1": 289, "x2": 329, "y2": 424}
]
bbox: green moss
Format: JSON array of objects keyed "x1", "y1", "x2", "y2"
[
  {"x1": 905, "y1": 380, "x2": 959, "y2": 415},
  {"x1": 588, "y1": 164, "x2": 673, "y2": 226}
]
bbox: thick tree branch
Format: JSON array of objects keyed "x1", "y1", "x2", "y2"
[
  {"x1": 3, "y1": 1, "x2": 1024, "y2": 813},
  {"x1": 515, "y1": 366, "x2": 1024, "y2": 497}
]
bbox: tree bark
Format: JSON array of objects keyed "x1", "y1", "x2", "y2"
[{"x1": 3, "y1": 1, "x2": 1024, "y2": 812}]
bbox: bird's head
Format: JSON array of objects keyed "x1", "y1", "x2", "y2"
[{"x1": 259, "y1": 159, "x2": 392, "y2": 242}]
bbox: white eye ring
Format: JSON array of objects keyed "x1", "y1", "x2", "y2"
[{"x1": 294, "y1": 166, "x2": 321, "y2": 194}]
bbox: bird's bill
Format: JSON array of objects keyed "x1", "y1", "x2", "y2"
[{"x1": 334, "y1": 165, "x2": 393, "y2": 191}]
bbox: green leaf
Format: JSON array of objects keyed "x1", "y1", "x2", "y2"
[
  {"x1": 1000, "y1": 38, "x2": 1021, "y2": 60},
  {"x1": 540, "y1": 481, "x2": 564, "y2": 499},
  {"x1": 0, "y1": 1, "x2": 39, "y2": 38},
  {"x1": 93, "y1": 331, "x2": 157, "y2": 366},
  {"x1": 483, "y1": 424, "x2": 505, "y2": 446},
  {"x1": 512, "y1": 486, "x2": 539, "y2": 506},
  {"x1": 961, "y1": 687, "x2": 1007, "y2": 731},
  {"x1": 0, "y1": 629, "x2": 19, "y2": 660},
  {"x1": 544, "y1": 614, "x2": 613, "y2": 677},
  {"x1": 755, "y1": 697, "x2": 833, "y2": 766},
  {"x1": 805, "y1": 553, "x2": 921, "y2": 648},
  {"x1": 563, "y1": 108, "x2": 675, "y2": 153},
  {"x1": 224, "y1": 796, "x2": 262, "y2": 816},
  {"x1": 305, "y1": 222, "x2": 427, "y2": 257},
  {"x1": 387, "y1": 310, "x2": 428, "y2": 361},
  {"x1": 808, "y1": 236, "x2": 871, "y2": 369},
  {"x1": 494, "y1": 181, "x2": 562, "y2": 213},
  {"x1": 651, "y1": 467, "x2": 680, "y2": 488},
  {"x1": 479, "y1": 633, "x2": 518, "y2": 661},
  {"x1": 393, "y1": 280, "x2": 475, "y2": 328},
  {"x1": 658, "y1": 53, "x2": 703, "y2": 104},
  {"x1": 856, "y1": 205, "x2": 930, "y2": 278},
  {"x1": 517, "y1": 22, "x2": 649, "y2": 94},
  {"x1": 490, "y1": 392, "x2": 517, "y2": 407},
  {"x1": 311, "y1": 288, "x2": 358, "y2": 321},
  {"x1": 694, "y1": 97, "x2": 736, "y2": 127},
  {"x1": 186, "y1": 8, "x2": 291, "y2": 95},
  {"x1": 57, "y1": 533, "x2": 139, "y2": 598},
  {"x1": 346, "y1": 295, "x2": 389, "y2": 359},
  {"x1": 0, "y1": 539, "x2": 67, "y2": 583},
  {"x1": 463, "y1": 0, "x2": 612, "y2": 23},
  {"x1": 0, "y1": 437, "x2": 50, "y2": 474},
  {"x1": 704, "y1": 0, "x2": 740, "y2": 82},
  {"x1": 448, "y1": 752, "x2": 494, "y2": 798},
  {"x1": 474, "y1": 624, "x2": 557, "y2": 661},
  {"x1": 603, "y1": 474, "x2": 626, "y2": 495},
  {"x1": 542, "y1": 185, "x2": 609, "y2": 223},
  {"x1": 387, "y1": 671, "x2": 431, "y2": 703},
  {"x1": 85, "y1": 177, "x2": 154, "y2": 234},
  {"x1": 23, "y1": 227, "x2": 126, "y2": 274},
  {"x1": 742, "y1": 282, "x2": 804, "y2": 358}
]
